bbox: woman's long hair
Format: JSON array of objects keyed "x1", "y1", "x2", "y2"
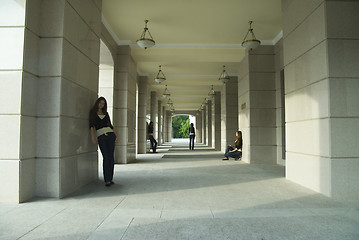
[
  {"x1": 235, "y1": 131, "x2": 242, "y2": 143},
  {"x1": 89, "y1": 97, "x2": 107, "y2": 123}
]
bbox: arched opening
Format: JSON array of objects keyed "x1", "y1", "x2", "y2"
[
  {"x1": 98, "y1": 40, "x2": 114, "y2": 178},
  {"x1": 171, "y1": 114, "x2": 196, "y2": 143}
]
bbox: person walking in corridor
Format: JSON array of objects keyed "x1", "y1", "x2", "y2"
[
  {"x1": 148, "y1": 121, "x2": 157, "y2": 153},
  {"x1": 89, "y1": 97, "x2": 117, "y2": 187},
  {"x1": 223, "y1": 130, "x2": 242, "y2": 160},
  {"x1": 189, "y1": 123, "x2": 195, "y2": 150}
]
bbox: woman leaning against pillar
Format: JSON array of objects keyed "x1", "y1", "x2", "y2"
[{"x1": 89, "y1": 97, "x2": 118, "y2": 187}]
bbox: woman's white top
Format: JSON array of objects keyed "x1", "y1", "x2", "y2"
[{"x1": 96, "y1": 115, "x2": 113, "y2": 137}]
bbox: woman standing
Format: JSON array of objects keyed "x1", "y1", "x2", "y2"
[
  {"x1": 189, "y1": 123, "x2": 195, "y2": 150},
  {"x1": 222, "y1": 131, "x2": 242, "y2": 160},
  {"x1": 148, "y1": 121, "x2": 157, "y2": 153},
  {"x1": 89, "y1": 97, "x2": 117, "y2": 187}
]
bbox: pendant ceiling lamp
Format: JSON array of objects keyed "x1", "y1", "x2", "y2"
[
  {"x1": 136, "y1": 20, "x2": 155, "y2": 49},
  {"x1": 208, "y1": 85, "x2": 215, "y2": 97},
  {"x1": 155, "y1": 65, "x2": 166, "y2": 84},
  {"x1": 218, "y1": 65, "x2": 230, "y2": 84},
  {"x1": 162, "y1": 85, "x2": 171, "y2": 98},
  {"x1": 167, "y1": 98, "x2": 173, "y2": 107},
  {"x1": 241, "y1": 21, "x2": 261, "y2": 50}
]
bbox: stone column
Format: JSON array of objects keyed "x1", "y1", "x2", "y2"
[
  {"x1": 137, "y1": 76, "x2": 147, "y2": 154},
  {"x1": 212, "y1": 92, "x2": 221, "y2": 151},
  {"x1": 157, "y1": 100, "x2": 162, "y2": 146},
  {"x1": 38, "y1": 1, "x2": 101, "y2": 199},
  {"x1": 274, "y1": 39, "x2": 285, "y2": 166},
  {"x1": 0, "y1": 0, "x2": 38, "y2": 202},
  {"x1": 150, "y1": 91, "x2": 157, "y2": 139},
  {"x1": 114, "y1": 46, "x2": 137, "y2": 163},
  {"x1": 221, "y1": 77, "x2": 238, "y2": 151},
  {"x1": 238, "y1": 46, "x2": 276, "y2": 164},
  {"x1": 163, "y1": 108, "x2": 167, "y2": 143},
  {"x1": 161, "y1": 106, "x2": 166, "y2": 144},
  {"x1": 283, "y1": 0, "x2": 359, "y2": 200},
  {"x1": 0, "y1": 1, "x2": 102, "y2": 203},
  {"x1": 202, "y1": 106, "x2": 207, "y2": 145},
  {"x1": 196, "y1": 111, "x2": 202, "y2": 143},
  {"x1": 207, "y1": 100, "x2": 212, "y2": 147},
  {"x1": 165, "y1": 110, "x2": 172, "y2": 142}
]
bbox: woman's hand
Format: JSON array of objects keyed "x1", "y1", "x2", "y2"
[
  {"x1": 114, "y1": 134, "x2": 118, "y2": 144},
  {"x1": 229, "y1": 148, "x2": 238, "y2": 153},
  {"x1": 92, "y1": 137, "x2": 98, "y2": 145}
]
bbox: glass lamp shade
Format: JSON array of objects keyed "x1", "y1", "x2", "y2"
[
  {"x1": 136, "y1": 39, "x2": 155, "y2": 49},
  {"x1": 163, "y1": 92, "x2": 170, "y2": 98},
  {"x1": 242, "y1": 39, "x2": 261, "y2": 50},
  {"x1": 219, "y1": 76, "x2": 229, "y2": 84},
  {"x1": 155, "y1": 77, "x2": 166, "y2": 84}
]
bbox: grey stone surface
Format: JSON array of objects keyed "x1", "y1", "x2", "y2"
[{"x1": 0, "y1": 139, "x2": 358, "y2": 239}]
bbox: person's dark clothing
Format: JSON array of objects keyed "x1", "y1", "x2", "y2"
[
  {"x1": 148, "y1": 124, "x2": 157, "y2": 153},
  {"x1": 98, "y1": 132, "x2": 115, "y2": 182},
  {"x1": 89, "y1": 112, "x2": 115, "y2": 184},
  {"x1": 224, "y1": 146, "x2": 242, "y2": 159},
  {"x1": 234, "y1": 139, "x2": 242, "y2": 150},
  {"x1": 224, "y1": 138, "x2": 243, "y2": 159},
  {"x1": 89, "y1": 112, "x2": 113, "y2": 130},
  {"x1": 189, "y1": 126, "x2": 195, "y2": 150}
]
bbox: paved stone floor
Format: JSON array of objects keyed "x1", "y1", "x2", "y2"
[{"x1": 1, "y1": 140, "x2": 359, "y2": 240}]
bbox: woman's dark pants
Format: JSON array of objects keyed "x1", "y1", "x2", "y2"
[
  {"x1": 224, "y1": 145, "x2": 242, "y2": 159},
  {"x1": 189, "y1": 135, "x2": 195, "y2": 150},
  {"x1": 149, "y1": 135, "x2": 157, "y2": 152},
  {"x1": 98, "y1": 132, "x2": 115, "y2": 183}
]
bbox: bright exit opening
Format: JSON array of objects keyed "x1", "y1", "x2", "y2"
[{"x1": 171, "y1": 114, "x2": 196, "y2": 139}]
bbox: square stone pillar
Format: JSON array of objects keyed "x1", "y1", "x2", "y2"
[
  {"x1": 165, "y1": 110, "x2": 172, "y2": 142},
  {"x1": 137, "y1": 76, "x2": 147, "y2": 154},
  {"x1": 0, "y1": 1, "x2": 102, "y2": 203},
  {"x1": 196, "y1": 111, "x2": 202, "y2": 143},
  {"x1": 150, "y1": 91, "x2": 158, "y2": 139},
  {"x1": 202, "y1": 106, "x2": 207, "y2": 145},
  {"x1": 221, "y1": 77, "x2": 238, "y2": 151},
  {"x1": 157, "y1": 100, "x2": 162, "y2": 146},
  {"x1": 161, "y1": 106, "x2": 166, "y2": 144},
  {"x1": 274, "y1": 39, "x2": 285, "y2": 166},
  {"x1": 0, "y1": 0, "x2": 35, "y2": 202},
  {"x1": 238, "y1": 46, "x2": 276, "y2": 164},
  {"x1": 283, "y1": 0, "x2": 359, "y2": 200},
  {"x1": 212, "y1": 92, "x2": 221, "y2": 150},
  {"x1": 207, "y1": 100, "x2": 213, "y2": 147},
  {"x1": 114, "y1": 46, "x2": 137, "y2": 163}
]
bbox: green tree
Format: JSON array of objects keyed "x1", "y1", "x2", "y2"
[
  {"x1": 179, "y1": 118, "x2": 190, "y2": 138},
  {"x1": 172, "y1": 115, "x2": 189, "y2": 138}
]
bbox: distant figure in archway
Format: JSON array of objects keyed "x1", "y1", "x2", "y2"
[
  {"x1": 223, "y1": 131, "x2": 242, "y2": 161},
  {"x1": 189, "y1": 123, "x2": 195, "y2": 150},
  {"x1": 89, "y1": 97, "x2": 117, "y2": 187},
  {"x1": 148, "y1": 121, "x2": 157, "y2": 153}
]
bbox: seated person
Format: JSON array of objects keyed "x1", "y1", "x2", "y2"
[{"x1": 223, "y1": 131, "x2": 242, "y2": 160}]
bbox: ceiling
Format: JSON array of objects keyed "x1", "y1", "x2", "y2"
[{"x1": 101, "y1": 0, "x2": 282, "y2": 111}]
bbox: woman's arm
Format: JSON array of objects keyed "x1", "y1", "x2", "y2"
[
  {"x1": 90, "y1": 127, "x2": 97, "y2": 145},
  {"x1": 229, "y1": 148, "x2": 238, "y2": 153}
]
